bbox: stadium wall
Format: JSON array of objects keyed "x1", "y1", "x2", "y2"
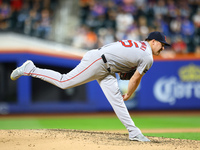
[{"x1": 0, "y1": 38, "x2": 200, "y2": 113}]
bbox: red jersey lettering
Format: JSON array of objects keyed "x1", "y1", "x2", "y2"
[
  {"x1": 140, "y1": 42, "x2": 147, "y2": 51},
  {"x1": 133, "y1": 42, "x2": 139, "y2": 48},
  {"x1": 120, "y1": 40, "x2": 133, "y2": 47}
]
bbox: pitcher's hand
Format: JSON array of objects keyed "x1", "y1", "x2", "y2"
[{"x1": 122, "y1": 93, "x2": 130, "y2": 101}]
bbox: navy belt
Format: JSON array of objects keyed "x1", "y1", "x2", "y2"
[
  {"x1": 101, "y1": 54, "x2": 111, "y2": 72},
  {"x1": 101, "y1": 54, "x2": 107, "y2": 63}
]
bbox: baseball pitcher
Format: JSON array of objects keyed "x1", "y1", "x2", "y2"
[{"x1": 10, "y1": 31, "x2": 170, "y2": 142}]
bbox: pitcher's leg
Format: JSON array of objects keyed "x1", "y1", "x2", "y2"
[
  {"x1": 16, "y1": 50, "x2": 104, "y2": 89},
  {"x1": 11, "y1": 50, "x2": 105, "y2": 89},
  {"x1": 97, "y1": 74, "x2": 142, "y2": 137},
  {"x1": 30, "y1": 68, "x2": 69, "y2": 89},
  {"x1": 30, "y1": 57, "x2": 102, "y2": 89}
]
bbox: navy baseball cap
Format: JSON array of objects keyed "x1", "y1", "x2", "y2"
[{"x1": 145, "y1": 31, "x2": 170, "y2": 46}]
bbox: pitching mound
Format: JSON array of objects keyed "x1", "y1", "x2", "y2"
[{"x1": 0, "y1": 129, "x2": 199, "y2": 150}]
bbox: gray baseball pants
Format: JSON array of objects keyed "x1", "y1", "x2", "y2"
[{"x1": 28, "y1": 49, "x2": 142, "y2": 137}]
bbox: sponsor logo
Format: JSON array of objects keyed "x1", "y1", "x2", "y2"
[
  {"x1": 153, "y1": 64, "x2": 200, "y2": 105},
  {"x1": 179, "y1": 64, "x2": 200, "y2": 81}
]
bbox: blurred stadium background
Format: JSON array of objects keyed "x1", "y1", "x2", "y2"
[{"x1": 0, "y1": 0, "x2": 200, "y2": 114}]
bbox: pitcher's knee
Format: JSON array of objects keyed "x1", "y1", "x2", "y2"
[{"x1": 58, "y1": 83, "x2": 68, "y2": 89}]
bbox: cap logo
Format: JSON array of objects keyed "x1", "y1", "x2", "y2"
[{"x1": 146, "y1": 31, "x2": 170, "y2": 46}]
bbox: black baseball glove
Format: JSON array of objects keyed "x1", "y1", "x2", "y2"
[{"x1": 119, "y1": 69, "x2": 136, "y2": 80}]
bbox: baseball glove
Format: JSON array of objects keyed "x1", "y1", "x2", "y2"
[{"x1": 119, "y1": 69, "x2": 136, "y2": 80}]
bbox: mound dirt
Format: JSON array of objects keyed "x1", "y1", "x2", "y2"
[{"x1": 0, "y1": 129, "x2": 199, "y2": 150}]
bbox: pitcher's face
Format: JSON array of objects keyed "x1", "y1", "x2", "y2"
[{"x1": 152, "y1": 40, "x2": 165, "y2": 55}]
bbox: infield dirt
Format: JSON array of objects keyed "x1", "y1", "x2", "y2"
[{"x1": 0, "y1": 129, "x2": 199, "y2": 150}]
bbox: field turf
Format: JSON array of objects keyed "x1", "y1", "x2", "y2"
[{"x1": 0, "y1": 113, "x2": 200, "y2": 141}]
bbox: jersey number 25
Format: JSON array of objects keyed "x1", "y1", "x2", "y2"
[{"x1": 119, "y1": 40, "x2": 146, "y2": 51}]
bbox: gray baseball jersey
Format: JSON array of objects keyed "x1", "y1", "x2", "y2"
[
  {"x1": 99, "y1": 40, "x2": 153, "y2": 75},
  {"x1": 23, "y1": 40, "x2": 154, "y2": 138}
]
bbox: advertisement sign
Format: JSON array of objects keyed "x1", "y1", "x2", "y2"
[
  {"x1": 139, "y1": 61, "x2": 200, "y2": 110},
  {"x1": 1, "y1": 50, "x2": 200, "y2": 113}
]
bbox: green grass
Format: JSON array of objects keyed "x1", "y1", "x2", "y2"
[
  {"x1": 0, "y1": 117, "x2": 124, "y2": 130},
  {"x1": 0, "y1": 115, "x2": 200, "y2": 140},
  {"x1": 145, "y1": 133, "x2": 200, "y2": 141},
  {"x1": 134, "y1": 116, "x2": 200, "y2": 129}
]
